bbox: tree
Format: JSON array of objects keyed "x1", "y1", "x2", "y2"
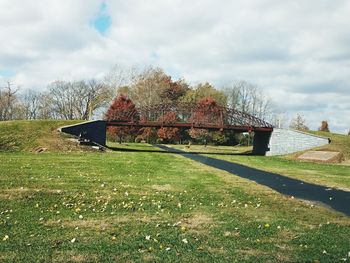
[
  {"x1": 348, "y1": 129, "x2": 350, "y2": 136},
  {"x1": 191, "y1": 97, "x2": 222, "y2": 125},
  {"x1": 319, "y1": 121, "x2": 330, "y2": 132},
  {"x1": 223, "y1": 81, "x2": 272, "y2": 120},
  {"x1": 126, "y1": 67, "x2": 177, "y2": 108},
  {"x1": 21, "y1": 89, "x2": 41, "y2": 120},
  {"x1": 37, "y1": 92, "x2": 55, "y2": 119},
  {"x1": 289, "y1": 114, "x2": 309, "y2": 131},
  {"x1": 105, "y1": 94, "x2": 138, "y2": 143},
  {"x1": 160, "y1": 79, "x2": 189, "y2": 103},
  {"x1": 138, "y1": 127, "x2": 156, "y2": 143},
  {"x1": 0, "y1": 81, "x2": 20, "y2": 120},
  {"x1": 188, "y1": 97, "x2": 222, "y2": 145},
  {"x1": 181, "y1": 82, "x2": 227, "y2": 106},
  {"x1": 157, "y1": 111, "x2": 181, "y2": 143},
  {"x1": 73, "y1": 80, "x2": 113, "y2": 120},
  {"x1": 104, "y1": 64, "x2": 137, "y2": 92},
  {"x1": 48, "y1": 80, "x2": 113, "y2": 120},
  {"x1": 188, "y1": 128, "x2": 210, "y2": 145}
]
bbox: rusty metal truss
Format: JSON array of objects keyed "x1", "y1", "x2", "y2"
[{"x1": 106, "y1": 102, "x2": 273, "y2": 132}]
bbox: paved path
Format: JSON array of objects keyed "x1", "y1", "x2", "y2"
[{"x1": 156, "y1": 145, "x2": 350, "y2": 216}]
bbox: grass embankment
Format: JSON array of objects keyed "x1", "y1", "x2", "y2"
[
  {"x1": 1, "y1": 149, "x2": 350, "y2": 262},
  {"x1": 306, "y1": 131, "x2": 350, "y2": 160},
  {"x1": 0, "y1": 120, "x2": 81, "y2": 152}
]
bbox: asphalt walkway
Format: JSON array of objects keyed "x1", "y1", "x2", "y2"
[{"x1": 156, "y1": 144, "x2": 350, "y2": 216}]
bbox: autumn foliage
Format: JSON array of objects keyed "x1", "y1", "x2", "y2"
[
  {"x1": 319, "y1": 121, "x2": 330, "y2": 132},
  {"x1": 191, "y1": 97, "x2": 222, "y2": 125},
  {"x1": 160, "y1": 79, "x2": 189, "y2": 102},
  {"x1": 157, "y1": 111, "x2": 181, "y2": 142},
  {"x1": 138, "y1": 127, "x2": 156, "y2": 142},
  {"x1": 105, "y1": 94, "x2": 138, "y2": 121},
  {"x1": 187, "y1": 97, "x2": 222, "y2": 143},
  {"x1": 105, "y1": 94, "x2": 138, "y2": 143}
]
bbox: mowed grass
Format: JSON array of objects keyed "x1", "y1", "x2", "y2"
[
  {"x1": 1, "y1": 149, "x2": 350, "y2": 262},
  {"x1": 1, "y1": 121, "x2": 350, "y2": 262}
]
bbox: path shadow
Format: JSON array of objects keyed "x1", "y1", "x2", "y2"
[
  {"x1": 107, "y1": 146, "x2": 251, "y2": 156},
  {"x1": 156, "y1": 144, "x2": 350, "y2": 216}
]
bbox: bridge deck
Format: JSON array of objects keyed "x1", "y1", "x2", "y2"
[{"x1": 106, "y1": 121, "x2": 273, "y2": 132}]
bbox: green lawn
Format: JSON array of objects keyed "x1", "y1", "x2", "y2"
[
  {"x1": 1, "y1": 121, "x2": 350, "y2": 262},
  {"x1": 1, "y1": 149, "x2": 350, "y2": 262},
  {"x1": 107, "y1": 142, "x2": 165, "y2": 152}
]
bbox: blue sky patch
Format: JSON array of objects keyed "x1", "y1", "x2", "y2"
[
  {"x1": 0, "y1": 69, "x2": 15, "y2": 77},
  {"x1": 91, "y1": 2, "x2": 111, "y2": 35}
]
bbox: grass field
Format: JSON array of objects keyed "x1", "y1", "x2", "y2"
[{"x1": 0, "y1": 121, "x2": 350, "y2": 262}]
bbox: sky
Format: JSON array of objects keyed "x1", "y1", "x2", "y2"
[{"x1": 0, "y1": 0, "x2": 349, "y2": 133}]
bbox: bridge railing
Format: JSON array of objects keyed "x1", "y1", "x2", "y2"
[{"x1": 105, "y1": 102, "x2": 273, "y2": 129}]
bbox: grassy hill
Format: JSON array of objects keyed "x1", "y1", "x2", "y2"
[
  {"x1": 308, "y1": 130, "x2": 350, "y2": 160},
  {"x1": 0, "y1": 120, "x2": 81, "y2": 152}
]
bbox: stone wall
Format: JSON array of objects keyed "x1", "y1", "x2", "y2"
[{"x1": 266, "y1": 128, "x2": 329, "y2": 156}]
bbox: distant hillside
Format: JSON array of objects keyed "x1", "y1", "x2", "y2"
[{"x1": 0, "y1": 120, "x2": 82, "y2": 152}]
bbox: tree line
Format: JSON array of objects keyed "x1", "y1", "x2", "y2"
[
  {"x1": 0, "y1": 66, "x2": 274, "y2": 122},
  {"x1": 1, "y1": 65, "x2": 341, "y2": 142}
]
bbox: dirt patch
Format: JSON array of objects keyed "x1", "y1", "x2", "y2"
[
  {"x1": 238, "y1": 246, "x2": 291, "y2": 262},
  {"x1": 181, "y1": 212, "x2": 213, "y2": 231},
  {"x1": 52, "y1": 251, "x2": 96, "y2": 263},
  {"x1": 0, "y1": 187, "x2": 62, "y2": 200},
  {"x1": 0, "y1": 252, "x2": 16, "y2": 261},
  {"x1": 46, "y1": 215, "x2": 157, "y2": 230},
  {"x1": 237, "y1": 248, "x2": 267, "y2": 257},
  {"x1": 208, "y1": 247, "x2": 226, "y2": 254},
  {"x1": 151, "y1": 184, "x2": 172, "y2": 191},
  {"x1": 35, "y1": 147, "x2": 48, "y2": 153},
  {"x1": 298, "y1": 151, "x2": 344, "y2": 163}
]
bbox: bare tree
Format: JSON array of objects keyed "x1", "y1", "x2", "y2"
[
  {"x1": 271, "y1": 112, "x2": 286, "y2": 128},
  {"x1": 47, "y1": 79, "x2": 113, "y2": 120},
  {"x1": 104, "y1": 64, "x2": 137, "y2": 93},
  {"x1": 73, "y1": 80, "x2": 114, "y2": 120},
  {"x1": 223, "y1": 80, "x2": 272, "y2": 120},
  {"x1": 37, "y1": 92, "x2": 55, "y2": 119},
  {"x1": 21, "y1": 89, "x2": 42, "y2": 120},
  {"x1": 48, "y1": 81, "x2": 75, "y2": 120},
  {"x1": 289, "y1": 114, "x2": 309, "y2": 131},
  {"x1": 0, "y1": 81, "x2": 20, "y2": 120}
]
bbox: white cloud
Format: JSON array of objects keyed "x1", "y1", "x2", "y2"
[{"x1": 0, "y1": 0, "x2": 349, "y2": 133}]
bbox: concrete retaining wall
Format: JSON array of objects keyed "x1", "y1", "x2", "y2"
[{"x1": 266, "y1": 128, "x2": 329, "y2": 156}]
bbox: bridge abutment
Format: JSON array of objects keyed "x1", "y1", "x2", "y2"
[
  {"x1": 59, "y1": 120, "x2": 107, "y2": 146},
  {"x1": 252, "y1": 131, "x2": 272, "y2": 155}
]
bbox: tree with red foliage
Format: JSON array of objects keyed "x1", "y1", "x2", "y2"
[
  {"x1": 105, "y1": 94, "x2": 138, "y2": 143},
  {"x1": 191, "y1": 97, "x2": 222, "y2": 125},
  {"x1": 138, "y1": 127, "x2": 156, "y2": 143},
  {"x1": 188, "y1": 128, "x2": 210, "y2": 145},
  {"x1": 157, "y1": 111, "x2": 181, "y2": 142},
  {"x1": 188, "y1": 97, "x2": 223, "y2": 144}
]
